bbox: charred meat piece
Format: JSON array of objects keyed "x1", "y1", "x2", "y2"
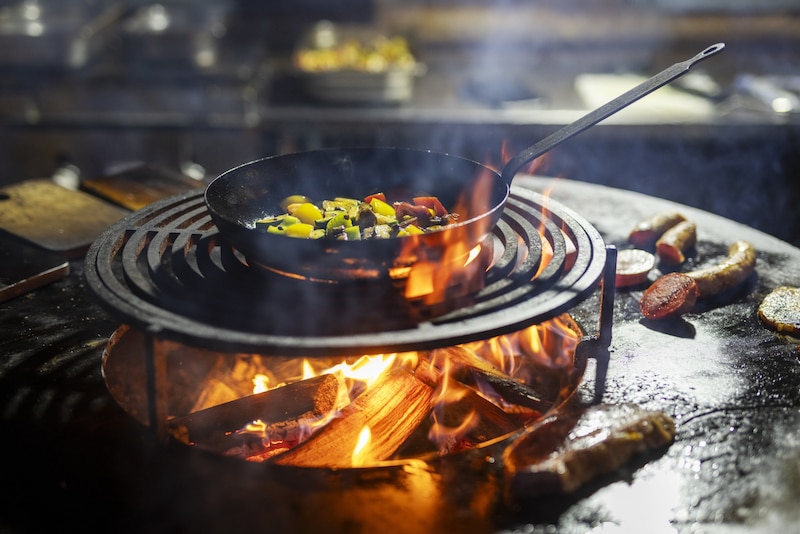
[
  {"x1": 640, "y1": 272, "x2": 699, "y2": 320},
  {"x1": 504, "y1": 403, "x2": 676, "y2": 498},
  {"x1": 758, "y1": 286, "x2": 800, "y2": 336}
]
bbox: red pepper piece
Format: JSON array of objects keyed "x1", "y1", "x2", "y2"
[
  {"x1": 364, "y1": 192, "x2": 386, "y2": 204},
  {"x1": 413, "y1": 196, "x2": 448, "y2": 216}
]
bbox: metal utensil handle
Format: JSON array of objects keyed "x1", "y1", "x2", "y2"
[{"x1": 500, "y1": 43, "x2": 726, "y2": 186}]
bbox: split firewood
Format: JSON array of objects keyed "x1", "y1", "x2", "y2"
[
  {"x1": 169, "y1": 373, "x2": 341, "y2": 448},
  {"x1": 433, "y1": 346, "x2": 551, "y2": 413},
  {"x1": 272, "y1": 367, "x2": 434, "y2": 468},
  {"x1": 504, "y1": 403, "x2": 676, "y2": 499}
]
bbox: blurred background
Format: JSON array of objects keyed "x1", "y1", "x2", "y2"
[{"x1": 1, "y1": 0, "x2": 799, "y2": 244}]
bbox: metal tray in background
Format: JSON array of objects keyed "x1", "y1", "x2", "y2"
[{"x1": 295, "y1": 64, "x2": 426, "y2": 105}]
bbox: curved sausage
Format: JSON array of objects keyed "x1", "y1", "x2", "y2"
[
  {"x1": 639, "y1": 240, "x2": 757, "y2": 320},
  {"x1": 656, "y1": 220, "x2": 697, "y2": 266},
  {"x1": 629, "y1": 212, "x2": 686, "y2": 249},
  {"x1": 640, "y1": 272, "x2": 699, "y2": 320},
  {"x1": 686, "y1": 240, "x2": 757, "y2": 297}
]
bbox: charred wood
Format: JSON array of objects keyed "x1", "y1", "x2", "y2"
[
  {"x1": 168, "y1": 374, "x2": 340, "y2": 447},
  {"x1": 434, "y1": 346, "x2": 550, "y2": 413}
]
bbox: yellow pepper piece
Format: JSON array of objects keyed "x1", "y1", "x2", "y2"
[
  {"x1": 403, "y1": 224, "x2": 424, "y2": 235},
  {"x1": 291, "y1": 202, "x2": 323, "y2": 225},
  {"x1": 283, "y1": 222, "x2": 315, "y2": 238},
  {"x1": 369, "y1": 197, "x2": 395, "y2": 218}
]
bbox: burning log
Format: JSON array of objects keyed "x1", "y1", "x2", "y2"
[
  {"x1": 168, "y1": 373, "x2": 341, "y2": 449},
  {"x1": 433, "y1": 346, "x2": 551, "y2": 413},
  {"x1": 272, "y1": 367, "x2": 434, "y2": 468}
]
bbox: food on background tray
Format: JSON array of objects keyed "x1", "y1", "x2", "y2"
[
  {"x1": 295, "y1": 33, "x2": 416, "y2": 73},
  {"x1": 758, "y1": 286, "x2": 800, "y2": 336},
  {"x1": 256, "y1": 193, "x2": 459, "y2": 240},
  {"x1": 640, "y1": 272, "x2": 699, "y2": 320},
  {"x1": 656, "y1": 220, "x2": 697, "y2": 266},
  {"x1": 628, "y1": 211, "x2": 687, "y2": 249},
  {"x1": 615, "y1": 248, "x2": 656, "y2": 288},
  {"x1": 639, "y1": 240, "x2": 757, "y2": 320}
]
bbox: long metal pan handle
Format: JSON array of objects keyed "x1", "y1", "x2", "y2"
[{"x1": 500, "y1": 43, "x2": 726, "y2": 186}]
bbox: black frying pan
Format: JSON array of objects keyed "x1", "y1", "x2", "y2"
[{"x1": 205, "y1": 44, "x2": 724, "y2": 280}]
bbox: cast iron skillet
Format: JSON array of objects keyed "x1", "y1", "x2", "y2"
[{"x1": 205, "y1": 44, "x2": 724, "y2": 280}]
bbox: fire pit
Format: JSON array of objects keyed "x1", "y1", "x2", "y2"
[{"x1": 85, "y1": 183, "x2": 615, "y2": 468}]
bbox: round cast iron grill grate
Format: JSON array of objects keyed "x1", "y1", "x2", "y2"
[{"x1": 85, "y1": 187, "x2": 606, "y2": 356}]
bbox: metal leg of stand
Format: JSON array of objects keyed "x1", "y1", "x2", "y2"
[
  {"x1": 593, "y1": 245, "x2": 617, "y2": 403},
  {"x1": 144, "y1": 325, "x2": 170, "y2": 442}
]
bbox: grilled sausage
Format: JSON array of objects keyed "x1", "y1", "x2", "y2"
[
  {"x1": 628, "y1": 212, "x2": 686, "y2": 249},
  {"x1": 640, "y1": 272, "x2": 699, "y2": 320},
  {"x1": 640, "y1": 240, "x2": 757, "y2": 320},
  {"x1": 686, "y1": 240, "x2": 757, "y2": 297},
  {"x1": 656, "y1": 220, "x2": 697, "y2": 266}
]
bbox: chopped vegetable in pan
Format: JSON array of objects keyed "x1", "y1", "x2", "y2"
[{"x1": 256, "y1": 193, "x2": 459, "y2": 240}]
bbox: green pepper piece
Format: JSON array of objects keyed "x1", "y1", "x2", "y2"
[
  {"x1": 281, "y1": 215, "x2": 300, "y2": 226},
  {"x1": 325, "y1": 211, "x2": 352, "y2": 236},
  {"x1": 255, "y1": 215, "x2": 285, "y2": 229},
  {"x1": 344, "y1": 226, "x2": 361, "y2": 240},
  {"x1": 266, "y1": 225, "x2": 285, "y2": 235},
  {"x1": 315, "y1": 216, "x2": 334, "y2": 229}
]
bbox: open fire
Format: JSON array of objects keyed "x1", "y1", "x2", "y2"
[{"x1": 158, "y1": 314, "x2": 582, "y2": 467}]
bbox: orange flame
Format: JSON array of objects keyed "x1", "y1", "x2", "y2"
[
  {"x1": 351, "y1": 426, "x2": 372, "y2": 466},
  {"x1": 252, "y1": 373, "x2": 270, "y2": 394},
  {"x1": 427, "y1": 358, "x2": 479, "y2": 453},
  {"x1": 232, "y1": 312, "x2": 580, "y2": 464},
  {"x1": 461, "y1": 314, "x2": 580, "y2": 376},
  {"x1": 399, "y1": 140, "x2": 560, "y2": 308}
]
